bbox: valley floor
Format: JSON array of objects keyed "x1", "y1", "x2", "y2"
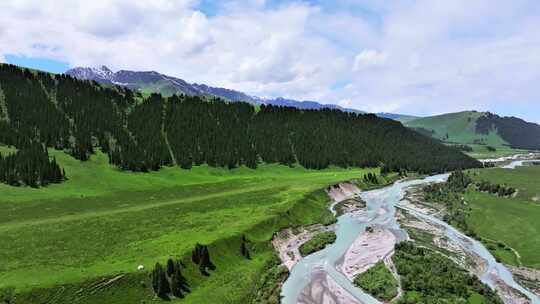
[
  {"x1": 399, "y1": 163, "x2": 540, "y2": 299},
  {"x1": 0, "y1": 148, "x2": 377, "y2": 303}
]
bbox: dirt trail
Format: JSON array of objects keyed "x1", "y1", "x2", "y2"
[{"x1": 0, "y1": 184, "x2": 283, "y2": 232}]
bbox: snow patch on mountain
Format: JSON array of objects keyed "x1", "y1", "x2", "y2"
[{"x1": 65, "y1": 65, "x2": 411, "y2": 119}]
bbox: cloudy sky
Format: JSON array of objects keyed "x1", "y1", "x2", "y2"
[{"x1": 1, "y1": 0, "x2": 540, "y2": 121}]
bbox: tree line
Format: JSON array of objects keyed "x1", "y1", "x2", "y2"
[
  {"x1": 422, "y1": 171, "x2": 475, "y2": 236},
  {"x1": 476, "y1": 112, "x2": 540, "y2": 150},
  {"x1": 476, "y1": 180, "x2": 516, "y2": 197},
  {"x1": 394, "y1": 242, "x2": 502, "y2": 304},
  {"x1": 0, "y1": 143, "x2": 65, "y2": 187},
  {"x1": 0, "y1": 63, "x2": 482, "y2": 187}
]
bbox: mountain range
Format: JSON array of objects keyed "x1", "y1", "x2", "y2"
[{"x1": 65, "y1": 66, "x2": 411, "y2": 119}]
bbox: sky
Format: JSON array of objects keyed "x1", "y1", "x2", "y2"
[{"x1": 1, "y1": 0, "x2": 540, "y2": 122}]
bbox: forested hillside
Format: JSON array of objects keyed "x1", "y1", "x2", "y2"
[
  {"x1": 405, "y1": 111, "x2": 540, "y2": 155},
  {"x1": 476, "y1": 113, "x2": 540, "y2": 150},
  {"x1": 0, "y1": 64, "x2": 480, "y2": 187}
]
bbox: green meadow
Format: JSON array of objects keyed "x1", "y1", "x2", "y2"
[
  {"x1": 465, "y1": 144, "x2": 528, "y2": 159},
  {"x1": 465, "y1": 166, "x2": 540, "y2": 268},
  {"x1": 402, "y1": 111, "x2": 530, "y2": 159},
  {"x1": 0, "y1": 148, "x2": 377, "y2": 303},
  {"x1": 404, "y1": 111, "x2": 506, "y2": 146}
]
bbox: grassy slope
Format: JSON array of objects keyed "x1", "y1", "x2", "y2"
[
  {"x1": 0, "y1": 149, "x2": 376, "y2": 303},
  {"x1": 138, "y1": 79, "x2": 181, "y2": 97},
  {"x1": 465, "y1": 166, "x2": 540, "y2": 268},
  {"x1": 0, "y1": 145, "x2": 17, "y2": 154},
  {"x1": 405, "y1": 111, "x2": 490, "y2": 144},
  {"x1": 394, "y1": 115, "x2": 420, "y2": 124},
  {"x1": 466, "y1": 144, "x2": 528, "y2": 159},
  {"x1": 404, "y1": 111, "x2": 528, "y2": 158}
]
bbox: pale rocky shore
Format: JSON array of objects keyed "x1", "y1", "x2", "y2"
[{"x1": 338, "y1": 227, "x2": 396, "y2": 282}]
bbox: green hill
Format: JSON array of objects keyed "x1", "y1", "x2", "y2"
[
  {"x1": 404, "y1": 111, "x2": 540, "y2": 157},
  {"x1": 404, "y1": 111, "x2": 505, "y2": 145}
]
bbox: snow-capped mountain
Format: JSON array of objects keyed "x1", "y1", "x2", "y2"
[
  {"x1": 66, "y1": 66, "x2": 115, "y2": 83},
  {"x1": 65, "y1": 66, "x2": 413, "y2": 118},
  {"x1": 66, "y1": 66, "x2": 259, "y2": 103}
]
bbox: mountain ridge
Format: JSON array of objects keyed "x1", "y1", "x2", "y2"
[{"x1": 66, "y1": 65, "x2": 414, "y2": 118}]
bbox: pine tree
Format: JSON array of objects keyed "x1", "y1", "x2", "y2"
[
  {"x1": 0, "y1": 63, "x2": 482, "y2": 185},
  {"x1": 170, "y1": 272, "x2": 184, "y2": 298},
  {"x1": 166, "y1": 258, "x2": 175, "y2": 277},
  {"x1": 240, "y1": 235, "x2": 251, "y2": 259}
]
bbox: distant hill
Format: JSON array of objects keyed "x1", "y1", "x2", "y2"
[
  {"x1": 262, "y1": 97, "x2": 365, "y2": 113},
  {"x1": 66, "y1": 66, "x2": 411, "y2": 118},
  {"x1": 377, "y1": 112, "x2": 419, "y2": 123},
  {"x1": 404, "y1": 111, "x2": 540, "y2": 150}
]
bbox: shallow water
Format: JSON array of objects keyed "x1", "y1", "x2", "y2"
[
  {"x1": 502, "y1": 159, "x2": 540, "y2": 169},
  {"x1": 280, "y1": 170, "x2": 539, "y2": 304}
]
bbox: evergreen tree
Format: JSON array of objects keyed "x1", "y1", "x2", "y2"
[
  {"x1": 0, "y1": 63, "x2": 482, "y2": 187},
  {"x1": 191, "y1": 243, "x2": 216, "y2": 276},
  {"x1": 151, "y1": 262, "x2": 170, "y2": 299},
  {"x1": 240, "y1": 235, "x2": 251, "y2": 259},
  {"x1": 166, "y1": 258, "x2": 175, "y2": 277}
]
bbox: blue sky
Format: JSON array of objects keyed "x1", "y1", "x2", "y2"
[
  {"x1": 1, "y1": 0, "x2": 540, "y2": 122},
  {"x1": 6, "y1": 55, "x2": 70, "y2": 74}
]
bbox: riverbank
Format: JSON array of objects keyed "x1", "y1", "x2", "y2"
[
  {"x1": 464, "y1": 165, "x2": 540, "y2": 297},
  {"x1": 398, "y1": 184, "x2": 534, "y2": 303},
  {"x1": 338, "y1": 227, "x2": 396, "y2": 282},
  {"x1": 277, "y1": 177, "x2": 399, "y2": 304},
  {"x1": 273, "y1": 224, "x2": 337, "y2": 271}
]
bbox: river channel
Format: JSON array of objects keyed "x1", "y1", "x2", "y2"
[{"x1": 281, "y1": 162, "x2": 539, "y2": 304}]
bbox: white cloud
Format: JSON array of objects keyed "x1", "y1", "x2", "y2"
[
  {"x1": 0, "y1": 0, "x2": 347, "y2": 101},
  {"x1": 325, "y1": 0, "x2": 540, "y2": 121},
  {"x1": 1, "y1": 0, "x2": 540, "y2": 121},
  {"x1": 353, "y1": 50, "x2": 386, "y2": 71}
]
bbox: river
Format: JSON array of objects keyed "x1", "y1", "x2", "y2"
[{"x1": 281, "y1": 164, "x2": 539, "y2": 304}]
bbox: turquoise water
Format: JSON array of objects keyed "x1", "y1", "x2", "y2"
[{"x1": 281, "y1": 172, "x2": 539, "y2": 303}]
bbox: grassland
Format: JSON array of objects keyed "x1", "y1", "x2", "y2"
[
  {"x1": 0, "y1": 144, "x2": 17, "y2": 154},
  {"x1": 465, "y1": 166, "x2": 540, "y2": 268},
  {"x1": 404, "y1": 111, "x2": 505, "y2": 145},
  {"x1": 403, "y1": 111, "x2": 531, "y2": 159},
  {"x1": 465, "y1": 144, "x2": 529, "y2": 159},
  {"x1": 0, "y1": 148, "x2": 377, "y2": 303}
]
